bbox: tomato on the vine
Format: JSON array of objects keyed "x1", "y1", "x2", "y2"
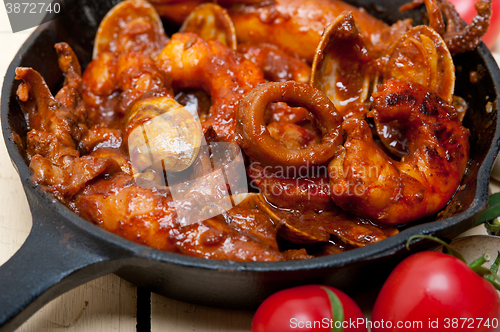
[
  {"x1": 448, "y1": 0, "x2": 500, "y2": 49},
  {"x1": 371, "y1": 251, "x2": 500, "y2": 331},
  {"x1": 252, "y1": 285, "x2": 367, "y2": 332}
]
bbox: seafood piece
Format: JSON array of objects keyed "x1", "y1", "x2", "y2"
[
  {"x1": 171, "y1": 216, "x2": 284, "y2": 261},
  {"x1": 236, "y1": 81, "x2": 343, "y2": 169},
  {"x1": 267, "y1": 122, "x2": 316, "y2": 150},
  {"x1": 150, "y1": 0, "x2": 407, "y2": 61},
  {"x1": 78, "y1": 125, "x2": 123, "y2": 154},
  {"x1": 373, "y1": 120, "x2": 409, "y2": 159},
  {"x1": 174, "y1": 89, "x2": 212, "y2": 122},
  {"x1": 402, "y1": 0, "x2": 492, "y2": 55},
  {"x1": 153, "y1": 0, "x2": 488, "y2": 59},
  {"x1": 236, "y1": 43, "x2": 313, "y2": 128},
  {"x1": 28, "y1": 151, "x2": 121, "y2": 202},
  {"x1": 180, "y1": 3, "x2": 237, "y2": 50},
  {"x1": 77, "y1": 125, "x2": 132, "y2": 174},
  {"x1": 329, "y1": 80, "x2": 470, "y2": 225},
  {"x1": 150, "y1": 0, "x2": 273, "y2": 24},
  {"x1": 311, "y1": 16, "x2": 455, "y2": 157},
  {"x1": 311, "y1": 15, "x2": 454, "y2": 108},
  {"x1": 16, "y1": 44, "x2": 122, "y2": 201},
  {"x1": 254, "y1": 194, "x2": 398, "y2": 246},
  {"x1": 267, "y1": 102, "x2": 309, "y2": 124},
  {"x1": 442, "y1": 0, "x2": 492, "y2": 55},
  {"x1": 238, "y1": 43, "x2": 311, "y2": 83},
  {"x1": 187, "y1": 0, "x2": 403, "y2": 62},
  {"x1": 310, "y1": 12, "x2": 374, "y2": 116},
  {"x1": 93, "y1": 0, "x2": 168, "y2": 59},
  {"x1": 125, "y1": 96, "x2": 202, "y2": 174},
  {"x1": 74, "y1": 172, "x2": 177, "y2": 251},
  {"x1": 89, "y1": 148, "x2": 132, "y2": 175},
  {"x1": 17, "y1": 45, "x2": 84, "y2": 151},
  {"x1": 156, "y1": 32, "x2": 266, "y2": 142},
  {"x1": 220, "y1": 206, "x2": 280, "y2": 251},
  {"x1": 82, "y1": 51, "x2": 172, "y2": 126},
  {"x1": 379, "y1": 25, "x2": 455, "y2": 103},
  {"x1": 374, "y1": 25, "x2": 455, "y2": 157},
  {"x1": 74, "y1": 173, "x2": 284, "y2": 261},
  {"x1": 248, "y1": 163, "x2": 334, "y2": 211}
]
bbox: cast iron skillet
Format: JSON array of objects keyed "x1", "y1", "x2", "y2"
[{"x1": 1, "y1": 0, "x2": 499, "y2": 331}]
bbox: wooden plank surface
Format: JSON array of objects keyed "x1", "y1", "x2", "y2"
[
  {"x1": 0, "y1": 7, "x2": 255, "y2": 331},
  {"x1": 0, "y1": 10, "x2": 138, "y2": 332},
  {"x1": 0, "y1": 3, "x2": 497, "y2": 331}
]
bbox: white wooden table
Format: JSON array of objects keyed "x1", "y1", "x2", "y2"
[{"x1": 0, "y1": 4, "x2": 497, "y2": 331}]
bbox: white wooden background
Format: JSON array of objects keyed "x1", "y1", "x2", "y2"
[{"x1": 0, "y1": 2, "x2": 497, "y2": 331}]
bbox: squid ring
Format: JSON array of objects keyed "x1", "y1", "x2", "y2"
[{"x1": 235, "y1": 81, "x2": 343, "y2": 169}]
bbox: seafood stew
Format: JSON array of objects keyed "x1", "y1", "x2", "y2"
[
  {"x1": 1, "y1": 0, "x2": 499, "y2": 320},
  {"x1": 8, "y1": 0, "x2": 497, "y2": 262}
]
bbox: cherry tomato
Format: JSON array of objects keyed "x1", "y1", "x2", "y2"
[
  {"x1": 371, "y1": 251, "x2": 500, "y2": 331},
  {"x1": 447, "y1": 0, "x2": 500, "y2": 49},
  {"x1": 251, "y1": 285, "x2": 367, "y2": 332}
]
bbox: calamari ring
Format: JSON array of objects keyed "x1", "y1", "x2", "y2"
[{"x1": 235, "y1": 81, "x2": 343, "y2": 169}]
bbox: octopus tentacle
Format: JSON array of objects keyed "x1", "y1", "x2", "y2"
[
  {"x1": 442, "y1": 0, "x2": 492, "y2": 55},
  {"x1": 401, "y1": 0, "x2": 492, "y2": 55}
]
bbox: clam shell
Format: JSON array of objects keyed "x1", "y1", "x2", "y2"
[
  {"x1": 180, "y1": 3, "x2": 237, "y2": 50},
  {"x1": 310, "y1": 11, "x2": 373, "y2": 115},
  {"x1": 379, "y1": 25, "x2": 455, "y2": 103},
  {"x1": 93, "y1": 0, "x2": 168, "y2": 59},
  {"x1": 127, "y1": 97, "x2": 202, "y2": 174},
  {"x1": 375, "y1": 25, "x2": 455, "y2": 157}
]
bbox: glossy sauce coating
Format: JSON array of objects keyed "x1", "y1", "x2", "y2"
[
  {"x1": 16, "y1": 0, "x2": 475, "y2": 260},
  {"x1": 329, "y1": 80, "x2": 470, "y2": 225}
]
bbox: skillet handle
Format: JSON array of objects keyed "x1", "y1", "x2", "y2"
[{"x1": 0, "y1": 213, "x2": 122, "y2": 332}]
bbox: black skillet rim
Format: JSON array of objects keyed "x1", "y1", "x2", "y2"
[{"x1": 2, "y1": 6, "x2": 500, "y2": 274}]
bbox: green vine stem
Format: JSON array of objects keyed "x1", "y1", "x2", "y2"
[
  {"x1": 406, "y1": 235, "x2": 466, "y2": 263},
  {"x1": 406, "y1": 235, "x2": 500, "y2": 290}
]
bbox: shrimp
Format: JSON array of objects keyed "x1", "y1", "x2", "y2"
[
  {"x1": 155, "y1": 32, "x2": 266, "y2": 142},
  {"x1": 329, "y1": 80, "x2": 469, "y2": 225},
  {"x1": 74, "y1": 172, "x2": 284, "y2": 261},
  {"x1": 82, "y1": 51, "x2": 173, "y2": 127},
  {"x1": 151, "y1": 0, "x2": 409, "y2": 62}
]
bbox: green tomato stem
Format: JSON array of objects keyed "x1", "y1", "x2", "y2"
[
  {"x1": 472, "y1": 266, "x2": 500, "y2": 291},
  {"x1": 485, "y1": 219, "x2": 500, "y2": 234},
  {"x1": 485, "y1": 251, "x2": 500, "y2": 286},
  {"x1": 406, "y1": 236, "x2": 500, "y2": 290},
  {"x1": 469, "y1": 254, "x2": 491, "y2": 269},
  {"x1": 406, "y1": 235, "x2": 466, "y2": 263},
  {"x1": 321, "y1": 287, "x2": 344, "y2": 332}
]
